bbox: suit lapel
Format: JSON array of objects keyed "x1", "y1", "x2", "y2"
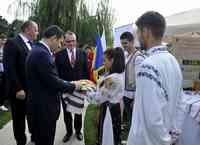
[
  {"x1": 16, "y1": 35, "x2": 29, "y2": 53},
  {"x1": 74, "y1": 48, "x2": 80, "y2": 67},
  {"x1": 63, "y1": 49, "x2": 71, "y2": 68}
]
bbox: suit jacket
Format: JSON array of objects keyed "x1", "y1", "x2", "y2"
[
  {"x1": 3, "y1": 35, "x2": 30, "y2": 97},
  {"x1": 26, "y1": 42, "x2": 76, "y2": 121},
  {"x1": 55, "y1": 48, "x2": 89, "y2": 82}
]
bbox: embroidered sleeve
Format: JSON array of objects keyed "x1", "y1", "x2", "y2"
[
  {"x1": 135, "y1": 63, "x2": 171, "y2": 144},
  {"x1": 137, "y1": 64, "x2": 168, "y2": 101},
  {"x1": 87, "y1": 75, "x2": 123, "y2": 104}
]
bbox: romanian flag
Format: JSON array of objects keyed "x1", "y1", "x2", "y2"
[{"x1": 92, "y1": 33, "x2": 107, "y2": 82}]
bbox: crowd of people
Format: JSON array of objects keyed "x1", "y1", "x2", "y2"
[{"x1": 0, "y1": 11, "x2": 184, "y2": 145}]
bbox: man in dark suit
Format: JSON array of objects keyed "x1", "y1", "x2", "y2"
[
  {"x1": 26, "y1": 25, "x2": 80, "y2": 145},
  {"x1": 3, "y1": 20, "x2": 38, "y2": 145},
  {"x1": 55, "y1": 31, "x2": 89, "y2": 142}
]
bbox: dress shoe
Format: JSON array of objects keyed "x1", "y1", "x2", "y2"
[
  {"x1": 76, "y1": 132, "x2": 83, "y2": 141},
  {"x1": 62, "y1": 133, "x2": 72, "y2": 143}
]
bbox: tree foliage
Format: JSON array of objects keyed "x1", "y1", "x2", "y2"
[
  {"x1": 0, "y1": 16, "x2": 9, "y2": 35},
  {"x1": 10, "y1": 0, "x2": 115, "y2": 46}
]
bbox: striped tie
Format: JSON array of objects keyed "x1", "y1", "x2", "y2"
[{"x1": 70, "y1": 49, "x2": 75, "y2": 67}]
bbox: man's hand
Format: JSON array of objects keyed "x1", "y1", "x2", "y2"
[
  {"x1": 16, "y1": 90, "x2": 26, "y2": 100},
  {"x1": 16, "y1": 90, "x2": 25, "y2": 96},
  {"x1": 72, "y1": 81, "x2": 82, "y2": 91}
]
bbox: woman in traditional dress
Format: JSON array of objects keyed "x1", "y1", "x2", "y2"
[{"x1": 88, "y1": 47, "x2": 125, "y2": 145}]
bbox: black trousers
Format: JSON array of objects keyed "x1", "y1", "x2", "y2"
[
  {"x1": 123, "y1": 97, "x2": 134, "y2": 125},
  {"x1": 10, "y1": 97, "x2": 27, "y2": 145},
  {"x1": 10, "y1": 95, "x2": 34, "y2": 145},
  {"x1": 33, "y1": 110, "x2": 57, "y2": 145},
  {"x1": 61, "y1": 97, "x2": 82, "y2": 135},
  {"x1": 98, "y1": 102, "x2": 121, "y2": 145},
  {"x1": 0, "y1": 72, "x2": 6, "y2": 106}
]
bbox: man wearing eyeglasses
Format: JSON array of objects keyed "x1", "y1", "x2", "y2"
[{"x1": 55, "y1": 31, "x2": 89, "y2": 142}]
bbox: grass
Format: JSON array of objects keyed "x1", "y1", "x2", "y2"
[
  {"x1": 84, "y1": 104, "x2": 99, "y2": 145},
  {"x1": 84, "y1": 104, "x2": 130, "y2": 145},
  {"x1": 0, "y1": 110, "x2": 11, "y2": 129}
]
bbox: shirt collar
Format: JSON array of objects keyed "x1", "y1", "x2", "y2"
[
  {"x1": 145, "y1": 45, "x2": 168, "y2": 56},
  {"x1": 40, "y1": 40, "x2": 53, "y2": 55},
  {"x1": 67, "y1": 48, "x2": 75, "y2": 52},
  {"x1": 19, "y1": 33, "x2": 30, "y2": 43}
]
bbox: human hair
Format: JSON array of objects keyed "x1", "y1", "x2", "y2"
[
  {"x1": 21, "y1": 20, "x2": 35, "y2": 32},
  {"x1": 120, "y1": 31, "x2": 134, "y2": 41},
  {"x1": 65, "y1": 30, "x2": 75, "y2": 36},
  {"x1": 104, "y1": 47, "x2": 125, "y2": 74},
  {"x1": 136, "y1": 11, "x2": 166, "y2": 40},
  {"x1": 43, "y1": 25, "x2": 64, "y2": 39},
  {"x1": 65, "y1": 31, "x2": 76, "y2": 38}
]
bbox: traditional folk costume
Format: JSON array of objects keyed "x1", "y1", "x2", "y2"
[
  {"x1": 123, "y1": 50, "x2": 145, "y2": 125},
  {"x1": 87, "y1": 72, "x2": 124, "y2": 145},
  {"x1": 127, "y1": 45, "x2": 183, "y2": 145}
]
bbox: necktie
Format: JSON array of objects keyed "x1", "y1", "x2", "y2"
[{"x1": 70, "y1": 49, "x2": 75, "y2": 67}]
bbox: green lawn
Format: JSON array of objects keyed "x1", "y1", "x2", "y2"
[
  {"x1": 84, "y1": 104, "x2": 129, "y2": 145},
  {"x1": 0, "y1": 111, "x2": 11, "y2": 129},
  {"x1": 84, "y1": 104, "x2": 99, "y2": 145}
]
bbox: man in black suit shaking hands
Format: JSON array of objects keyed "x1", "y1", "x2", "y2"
[{"x1": 26, "y1": 25, "x2": 80, "y2": 145}]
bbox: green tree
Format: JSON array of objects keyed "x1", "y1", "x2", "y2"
[
  {"x1": 0, "y1": 16, "x2": 9, "y2": 35},
  {"x1": 7, "y1": 19, "x2": 23, "y2": 38},
  {"x1": 9, "y1": 0, "x2": 115, "y2": 46}
]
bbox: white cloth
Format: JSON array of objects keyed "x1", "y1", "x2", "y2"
[
  {"x1": 178, "y1": 91, "x2": 200, "y2": 145},
  {"x1": 87, "y1": 73, "x2": 124, "y2": 104},
  {"x1": 127, "y1": 45, "x2": 183, "y2": 145},
  {"x1": 102, "y1": 107, "x2": 114, "y2": 145},
  {"x1": 179, "y1": 91, "x2": 200, "y2": 124},
  {"x1": 124, "y1": 50, "x2": 145, "y2": 99},
  {"x1": 179, "y1": 113, "x2": 200, "y2": 145},
  {"x1": 19, "y1": 34, "x2": 32, "y2": 51},
  {"x1": 63, "y1": 92, "x2": 85, "y2": 114}
]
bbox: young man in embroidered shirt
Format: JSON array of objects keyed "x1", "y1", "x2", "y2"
[
  {"x1": 120, "y1": 32, "x2": 144, "y2": 130},
  {"x1": 127, "y1": 11, "x2": 183, "y2": 145}
]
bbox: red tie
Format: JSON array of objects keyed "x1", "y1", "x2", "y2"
[{"x1": 70, "y1": 49, "x2": 75, "y2": 67}]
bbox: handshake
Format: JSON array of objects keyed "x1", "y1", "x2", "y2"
[
  {"x1": 72, "y1": 81, "x2": 83, "y2": 91},
  {"x1": 71, "y1": 79, "x2": 96, "y2": 92}
]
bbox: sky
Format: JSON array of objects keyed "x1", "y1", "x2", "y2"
[{"x1": 0, "y1": 0, "x2": 199, "y2": 27}]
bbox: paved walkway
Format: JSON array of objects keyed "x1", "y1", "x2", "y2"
[{"x1": 0, "y1": 104, "x2": 87, "y2": 145}]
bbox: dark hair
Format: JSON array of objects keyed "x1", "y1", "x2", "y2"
[
  {"x1": 120, "y1": 31, "x2": 134, "y2": 41},
  {"x1": 136, "y1": 11, "x2": 166, "y2": 40},
  {"x1": 43, "y1": 25, "x2": 64, "y2": 39},
  {"x1": 104, "y1": 47, "x2": 125, "y2": 74},
  {"x1": 21, "y1": 20, "x2": 35, "y2": 32},
  {"x1": 65, "y1": 30, "x2": 76, "y2": 36}
]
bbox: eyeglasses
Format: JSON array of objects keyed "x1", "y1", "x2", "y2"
[{"x1": 65, "y1": 40, "x2": 76, "y2": 43}]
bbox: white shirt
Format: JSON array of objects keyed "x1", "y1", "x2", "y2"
[
  {"x1": 0, "y1": 48, "x2": 3, "y2": 72},
  {"x1": 124, "y1": 50, "x2": 145, "y2": 99},
  {"x1": 88, "y1": 73, "x2": 124, "y2": 104},
  {"x1": 66, "y1": 48, "x2": 76, "y2": 62},
  {"x1": 127, "y1": 45, "x2": 183, "y2": 145},
  {"x1": 39, "y1": 41, "x2": 53, "y2": 56},
  {"x1": 19, "y1": 34, "x2": 32, "y2": 51}
]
